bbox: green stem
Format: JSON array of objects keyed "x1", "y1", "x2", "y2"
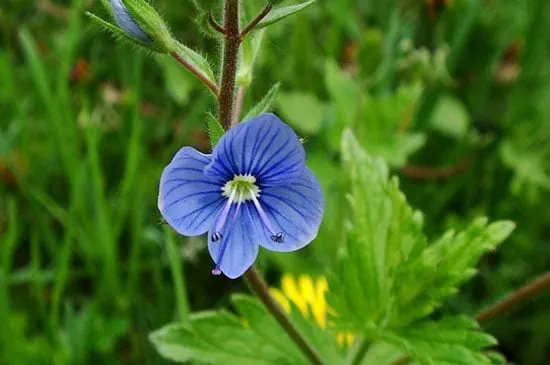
[
  {"x1": 215, "y1": 2, "x2": 323, "y2": 363},
  {"x1": 476, "y1": 271, "x2": 550, "y2": 324},
  {"x1": 218, "y1": 0, "x2": 240, "y2": 129},
  {"x1": 244, "y1": 266, "x2": 325, "y2": 365}
]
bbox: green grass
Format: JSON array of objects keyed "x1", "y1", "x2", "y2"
[{"x1": 1, "y1": 0, "x2": 549, "y2": 363}]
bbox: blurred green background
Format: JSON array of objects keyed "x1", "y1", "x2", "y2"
[{"x1": 1, "y1": 0, "x2": 549, "y2": 363}]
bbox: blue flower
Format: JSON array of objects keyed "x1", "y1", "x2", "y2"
[
  {"x1": 109, "y1": 0, "x2": 151, "y2": 42},
  {"x1": 158, "y1": 114, "x2": 324, "y2": 279}
]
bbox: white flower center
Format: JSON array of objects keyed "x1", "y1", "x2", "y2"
[{"x1": 221, "y1": 174, "x2": 260, "y2": 203}]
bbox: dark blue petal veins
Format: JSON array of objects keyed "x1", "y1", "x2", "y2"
[
  {"x1": 204, "y1": 114, "x2": 306, "y2": 186},
  {"x1": 207, "y1": 205, "x2": 259, "y2": 279},
  {"x1": 253, "y1": 168, "x2": 324, "y2": 252},
  {"x1": 158, "y1": 147, "x2": 224, "y2": 236}
]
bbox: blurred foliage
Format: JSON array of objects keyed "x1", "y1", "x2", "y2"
[{"x1": 1, "y1": 0, "x2": 550, "y2": 364}]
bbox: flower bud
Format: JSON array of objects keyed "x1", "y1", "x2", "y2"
[
  {"x1": 110, "y1": 0, "x2": 150, "y2": 42},
  {"x1": 107, "y1": 0, "x2": 174, "y2": 52}
]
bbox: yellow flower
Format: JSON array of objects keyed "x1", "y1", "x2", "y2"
[{"x1": 270, "y1": 274, "x2": 354, "y2": 347}]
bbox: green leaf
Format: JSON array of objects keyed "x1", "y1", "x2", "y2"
[
  {"x1": 381, "y1": 316, "x2": 497, "y2": 365},
  {"x1": 256, "y1": 1, "x2": 316, "y2": 30},
  {"x1": 173, "y1": 41, "x2": 217, "y2": 88},
  {"x1": 500, "y1": 137, "x2": 550, "y2": 193},
  {"x1": 243, "y1": 83, "x2": 281, "y2": 121},
  {"x1": 206, "y1": 113, "x2": 225, "y2": 149},
  {"x1": 430, "y1": 94, "x2": 471, "y2": 139},
  {"x1": 391, "y1": 218, "x2": 515, "y2": 326},
  {"x1": 276, "y1": 91, "x2": 325, "y2": 134},
  {"x1": 358, "y1": 83, "x2": 425, "y2": 167},
  {"x1": 233, "y1": 294, "x2": 343, "y2": 364},
  {"x1": 237, "y1": 30, "x2": 265, "y2": 87},
  {"x1": 150, "y1": 299, "x2": 307, "y2": 365},
  {"x1": 329, "y1": 129, "x2": 514, "y2": 332},
  {"x1": 328, "y1": 129, "x2": 426, "y2": 328}
]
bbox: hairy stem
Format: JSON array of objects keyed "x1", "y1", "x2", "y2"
[
  {"x1": 216, "y1": 2, "x2": 324, "y2": 363},
  {"x1": 240, "y1": 4, "x2": 272, "y2": 39},
  {"x1": 170, "y1": 52, "x2": 218, "y2": 96},
  {"x1": 218, "y1": 0, "x2": 240, "y2": 129},
  {"x1": 244, "y1": 266, "x2": 325, "y2": 365},
  {"x1": 388, "y1": 271, "x2": 550, "y2": 365}
]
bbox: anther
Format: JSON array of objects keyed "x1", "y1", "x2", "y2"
[
  {"x1": 211, "y1": 268, "x2": 222, "y2": 275},
  {"x1": 271, "y1": 232, "x2": 285, "y2": 243},
  {"x1": 211, "y1": 231, "x2": 222, "y2": 242}
]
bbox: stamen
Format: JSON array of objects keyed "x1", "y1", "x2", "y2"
[
  {"x1": 211, "y1": 188, "x2": 237, "y2": 242},
  {"x1": 249, "y1": 188, "x2": 285, "y2": 243},
  {"x1": 212, "y1": 193, "x2": 244, "y2": 275}
]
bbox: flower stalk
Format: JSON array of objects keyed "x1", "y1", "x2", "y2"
[
  {"x1": 213, "y1": 1, "x2": 324, "y2": 363},
  {"x1": 170, "y1": 51, "x2": 219, "y2": 96},
  {"x1": 245, "y1": 266, "x2": 325, "y2": 365}
]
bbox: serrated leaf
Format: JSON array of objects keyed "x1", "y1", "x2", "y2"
[
  {"x1": 231, "y1": 295, "x2": 304, "y2": 362},
  {"x1": 206, "y1": 113, "x2": 225, "y2": 149},
  {"x1": 173, "y1": 41, "x2": 217, "y2": 89},
  {"x1": 328, "y1": 129, "x2": 426, "y2": 329},
  {"x1": 381, "y1": 316, "x2": 497, "y2": 365},
  {"x1": 256, "y1": 1, "x2": 316, "y2": 30},
  {"x1": 276, "y1": 91, "x2": 325, "y2": 134},
  {"x1": 391, "y1": 219, "x2": 515, "y2": 325},
  {"x1": 149, "y1": 322, "x2": 193, "y2": 363},
  {"x1": 243, "y1": 83, "x2": 281, "y2": 121},
  {"x1": 150, "y1": 310, "x2": 300, "y2": 365},
  {"x1": 329, "y1": 130, "x2": 514, "y2": 336}
]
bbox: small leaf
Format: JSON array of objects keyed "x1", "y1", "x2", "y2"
[
  {"x1": 173, "y1": 41, "x2": 217, "y2": 88},
  {"x1": 206, "y1": 113, "x2": 225, "y2": 149},
  {"x1": 430, "y1": 94, "x2": 471, "y2": 139},
  {"x1": 256, "y1": 0, "x2": 316, "y2": 30},
  {"x1": 237, "y1": 30, "x2": 265, "y2": 87},
  {"x1": 243, "y1": 83, "x2": 281, "y2": 121},
  {"x1": 276, "y1": 91, "x2": 325, "y2": 134}
]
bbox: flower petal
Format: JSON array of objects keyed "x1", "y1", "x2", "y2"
[
  {"x1": 110, "y1": 0, "x2": 151, "y2": 42},
  {"x1": 250, "y1": 168, "x2": 324, "y2": 252},
  {"x1": 207, "y1": 205, "x2": 259, "y2": 279},
  {"x1": 204, "y1": 113, "x2": 306, "y2": 186},
  {"x1": 158, "y1": 147, "x2": 224, "y2": 236}
]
